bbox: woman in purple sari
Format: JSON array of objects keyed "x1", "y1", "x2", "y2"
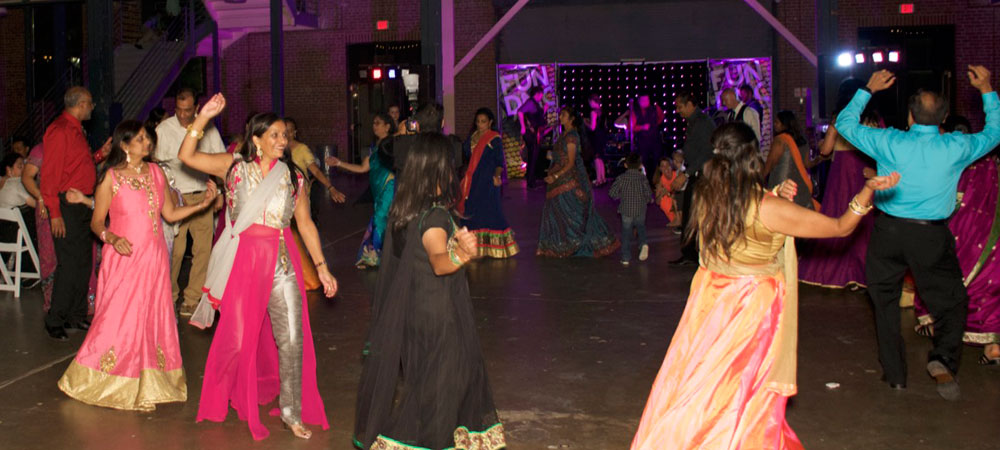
[
  {"x1": 913, "y1": 116, "x2": 1000, "y2": 365},
  {"x1": 798, "y1": 80, "x2": 880, "y2": 289}
]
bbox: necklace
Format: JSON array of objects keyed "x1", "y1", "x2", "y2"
[{"x1": 127, "y1": 161, "x2": 144, "y2": 173}]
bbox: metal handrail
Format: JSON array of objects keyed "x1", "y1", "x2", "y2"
[{"x1": 115, "y1": 4, "x2": 214, "y2": 120}]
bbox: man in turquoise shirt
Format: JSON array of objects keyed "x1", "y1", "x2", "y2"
[{"x1": 837, "y1": 66, "x2": 1000, "y2": 400}]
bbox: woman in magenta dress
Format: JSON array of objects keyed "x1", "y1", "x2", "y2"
[
  {"x1": 798, "y1": 80, "x2": 881, "y2": 289},
  {"x1": 913, "y1": 116, "x2": 1000, "y2": 365},
  {"x1": 181, "y1": 94, "x2": 337, "y2": 440},
  {"x1": 57, "y1": 120, "x2": 218, "y2": 410}
]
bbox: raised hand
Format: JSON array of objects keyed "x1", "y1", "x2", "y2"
[
  {"x1": 968, "y1": 65, "x2": 993, "y2": 94},
  {"x1": 866, "y1": 70, "x2": 896, "y2": 94},
  {"x1": 198, "y1": 93, "x2": 227, "y2": 120},
  {"x1": 865, "y1": 171, "x2": 901, "y2": 191}
]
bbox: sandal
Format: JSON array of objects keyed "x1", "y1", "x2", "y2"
[
  {"x1": 283, "y1": 422, "x2": 312, "y2": 439},
  {"x1": 914, "y1": 323, "x2": 935, "y2": 337},
  {"x1": 979, "y1": 354, "x2": 1000, "y2": 366}
]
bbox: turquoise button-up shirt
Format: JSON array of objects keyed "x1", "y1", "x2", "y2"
[{"x1": 836, "y1": 90, "x2": 1000, "y2": 220}]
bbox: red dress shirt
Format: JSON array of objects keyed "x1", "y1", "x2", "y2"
[{"x1": 40, "y1": 112, "x2": 97, "y2": 219}]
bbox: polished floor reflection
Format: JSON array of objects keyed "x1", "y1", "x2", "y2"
[{"x1": 1, "y1": 176, "x2": 998, "y2": 450}]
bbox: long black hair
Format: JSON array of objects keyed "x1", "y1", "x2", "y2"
[
  {"x1": 239, "y1": 112, "x2": 303, "y2": 196},
  {"x1": 467, "y1": 107, "x2": 498, "y2": 137},
  {"x1": 687, "y1": 122, "x2": 764, "y2": 262},
  {"x1": 388, "y1": 132, "x2": 459, "y2": 231},
  {"x1": 98, "y1": 120, "x2": 151, "y2": 184},
  {"x1": 775, "y1": 110, "x2": 807, "y2": 146}
]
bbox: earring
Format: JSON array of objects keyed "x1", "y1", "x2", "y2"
[
  {"x1": 256, "y1": 147, "x2": 263, "y2": 159},
  {"x1": 126, "y1": 153, "x2": 132, "y2": 164}
]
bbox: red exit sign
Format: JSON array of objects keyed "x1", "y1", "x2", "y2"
[
  {"x1": 899, "y1": 3, "x2": 914, "y2": 14},
  {"x1": 376, "y1": 20, "x2": 389, "y2": 30}
]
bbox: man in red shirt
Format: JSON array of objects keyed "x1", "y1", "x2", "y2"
[{"x1": 40, "y1": 86, "x2": 110, "y2": 341}]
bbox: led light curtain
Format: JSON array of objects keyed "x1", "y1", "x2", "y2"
[
  {"x1": 496, "y1": 64, "x2": 559, "y2": 177},
  {"x1": 557, "y1": 62, "x2": 709, "y2": 156}
]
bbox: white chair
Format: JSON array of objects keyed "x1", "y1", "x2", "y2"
[{"x1": 0, "y1": 207, "x2": 40, "y2": 298}]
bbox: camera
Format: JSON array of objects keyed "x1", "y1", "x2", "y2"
[{"x1": 405, "y1": 118, "x2": 418, "y2": 133}]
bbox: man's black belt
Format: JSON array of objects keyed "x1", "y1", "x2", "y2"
[{"x1": 879, "y1": 211, "x2": 949, "y2": 226}]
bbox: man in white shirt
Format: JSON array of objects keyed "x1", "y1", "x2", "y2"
[
  {"x1": 155, "y1": 88, "x2": 225, "y2": 316},
  {"x1": 721, "y1": 87, "x2": 761, "y2": 141}
]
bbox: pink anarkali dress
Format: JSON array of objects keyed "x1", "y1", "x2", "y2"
[{"x1": 58, "y1": 164, "x2": 186, "y2": 410}]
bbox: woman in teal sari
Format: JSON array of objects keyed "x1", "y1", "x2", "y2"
[
  {"x1": 537, "y1": 106, "x2": 620, "y2": 258},
  {"x1": 328, "y1": 112, "x2": 396, "y2": 268}
]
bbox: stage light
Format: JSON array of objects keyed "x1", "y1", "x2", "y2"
[
  {"x1": 855, "y1": 53, "x2": 865, "y2": 64},
  {"x1": 837, "y1": 52, "x2": 853, "y2": 67},
  {"x1": 888, "y1": 51, "x2": 900, "y2": 62},
  {"x1": 372, "y1": 68, "x2": 382, "y2": 80},
  {"x1": 388, "y1": 69, "x2": 396, "y2": 79},
  {"x1": 872, "y1": 52, "x2": 884, "y2": 63}
]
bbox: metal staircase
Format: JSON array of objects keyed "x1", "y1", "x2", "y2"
[{"x1": 196, "y1": 0, "x2": 319, "y2": 56}]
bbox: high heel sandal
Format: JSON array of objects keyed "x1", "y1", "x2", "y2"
[
  {"x1": 283, "y1": 421, "x2": 312, "y2": 439},
  {"x1": 914, "y1": 323, "x2": 935, "y2": 338}
]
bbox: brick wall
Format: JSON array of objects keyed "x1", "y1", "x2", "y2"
[
  {"x1": 0, "y1": 8, "x2": 27, "y2": 138},
  {"x1": 775, "y1": 0, "x2": 1000, "y2": 128},
  {"x1": 212, "y1": 0, "x2": 497, "y2": 156},
  {"x1": 774, "y1": 0, "x2": 816, "y2": 122}
]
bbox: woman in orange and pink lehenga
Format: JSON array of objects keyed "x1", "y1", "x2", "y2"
[{"x1": 631, "y1": 123, "x2": 900, "y2": 450}]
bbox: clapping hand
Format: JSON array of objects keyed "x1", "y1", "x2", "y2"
[
  {"x1": 968, "y1": 65, "x2": 993, "y2": 94},
  {"x1": 865, "y1": 172, "x2": 901, "y2": 191},
  {"x1": 199, "y1": 180, "x2": 219, "y2": 208},
  {"x1": 199, "y1": 93, "x2": 227, "y2": 120},
  {"x1": 866, "y1": 70, "x2": 896, "y2": 94},
  {"x1": 777, "y1": 179, "x2": 798, "y2": 202},
  {"x1": 454, "y1": 227, "x2": 480, "y2": 261}
]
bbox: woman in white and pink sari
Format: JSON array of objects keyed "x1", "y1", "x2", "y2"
[{"x1": 180, "y1": 94, "x2": 338, "y2": 440}]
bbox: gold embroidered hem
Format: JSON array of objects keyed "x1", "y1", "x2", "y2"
[
  {"x1": 58, "y1": 360, "x2": 187, "y2": 411},
  {"x1": 471, "y1": 228, "x2": 519, "y2": 259},
  {"x1": 964, "y1": 331, "x2": 1000, "y2": 345},
  {"x1": 371, "y1": 423, "x2": 506, "y2": 450}
]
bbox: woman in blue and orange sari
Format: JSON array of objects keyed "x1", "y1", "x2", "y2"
[
  {"x1": 459, "y1": 107, "x2": 518, "y2": 258},
  {"x1": 537, "y1": 106, "x2": 619, "y2": 258}
]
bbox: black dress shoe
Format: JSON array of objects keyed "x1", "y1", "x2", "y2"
[
  {"x1": 668, "y1": 257, "x2": 696, "y2": 266},
  {"x1": 46, "y1": 325, "x2": 69, "y2": 341},
  {"x1": 65, "y1": 320, "x2": 91, "y2": 332}
]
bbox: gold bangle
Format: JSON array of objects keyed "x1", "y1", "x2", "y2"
[
  {"x1": 848, "y1": 195, "x2": 873, "y2": 215},
  {"x1": 186, "y1": 125, "x2": 205, "y2": 140}
]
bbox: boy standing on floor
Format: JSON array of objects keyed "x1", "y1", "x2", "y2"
[{"x1": 609, "y1": 153, "x2": 653, "y2": 266}]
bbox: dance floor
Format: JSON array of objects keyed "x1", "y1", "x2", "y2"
[{"x1": 1, "y1": 175, "x2": 998, "y2": 450}]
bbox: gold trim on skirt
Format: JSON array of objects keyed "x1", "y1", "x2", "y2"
[{"x1": 58, "y1": 360, "x2": 187, "y2": 411}]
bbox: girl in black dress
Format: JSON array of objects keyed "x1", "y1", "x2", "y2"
[{"x1": 354, "y1": 133, "x2": 507, "y2": 450}]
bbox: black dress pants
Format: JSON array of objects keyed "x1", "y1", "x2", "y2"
[
  {"x1": 678, "y1": 171, "x2": 700, "y2": 261},
  {"x1": 523, "y1": 132, "x2": 544, "y2": 186},
  {"x1": 44, "y1": 196, "x2": 93, "y2": 328},
  {"x1": 866, "y1": 213, "x2": 968, "y2": 384}
]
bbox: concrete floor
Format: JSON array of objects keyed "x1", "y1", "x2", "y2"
[{"x1": 1, "y1": 176, "x2": 998, "y2": 450}]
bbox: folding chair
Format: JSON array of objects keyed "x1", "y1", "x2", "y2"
[{"x1": 0, "y1": 207, "x2": 40, "y2": 298}]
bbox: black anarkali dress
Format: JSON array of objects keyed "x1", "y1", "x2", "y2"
[{"x1": 354, "y1": 206, "x2": 506, "y2": 450}]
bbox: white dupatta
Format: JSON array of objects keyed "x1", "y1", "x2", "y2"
[{"x1": 189, "y1": 161, "x2": 290, "y2": 329}]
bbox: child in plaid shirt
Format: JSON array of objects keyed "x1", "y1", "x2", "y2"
[{"x1": 609, "y1": 153, "x2": 653, "y2": 266}]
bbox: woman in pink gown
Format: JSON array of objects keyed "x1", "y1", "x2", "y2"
[
  {"x1": 57, "y1": 121, "x2": 218, "y2": 410},
  {"x1": 181, "y1": 95, "x2": 338, "y2": 440},
  {"x1": 631, "y1": 123, "x2": 900, "y2": 449}
]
